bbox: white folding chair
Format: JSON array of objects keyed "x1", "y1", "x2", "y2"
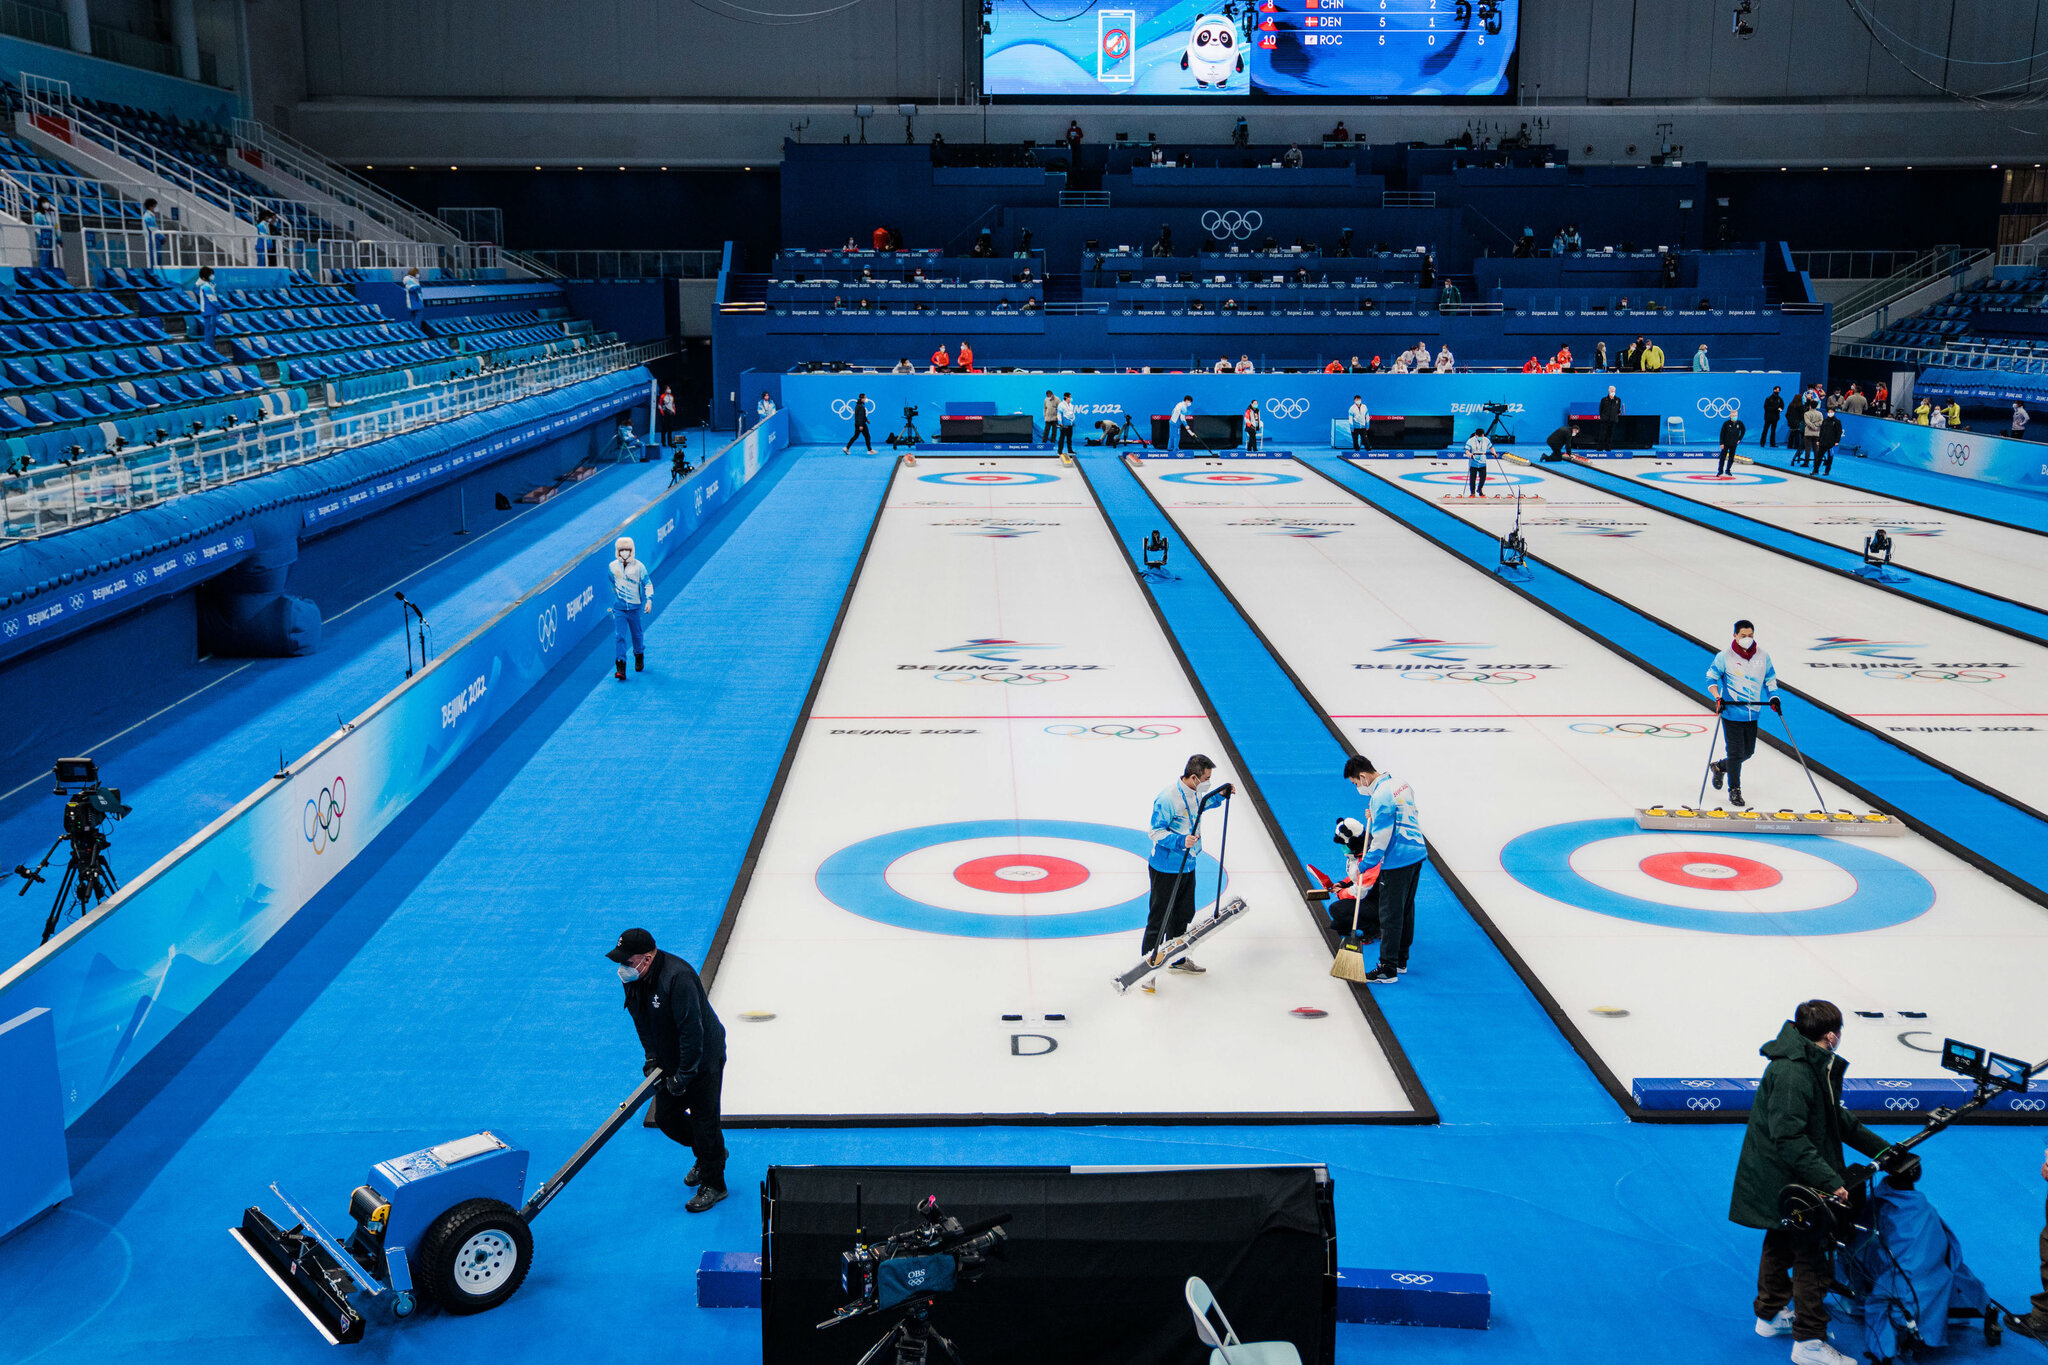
[{"x1": 1184, "y1": 1276, "x2": 1303, "y2": 1365}]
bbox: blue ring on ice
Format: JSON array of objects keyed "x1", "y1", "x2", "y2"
[
  {"x1": 1158, "y1": 470, "x2": 1302, "y2": 485},
  {"x1": 1638, "y1": 469, "x2": 1786, "y2": 487},
  {"x1": 917, "y1": 470, "x2": 1060, "y2": 485}
]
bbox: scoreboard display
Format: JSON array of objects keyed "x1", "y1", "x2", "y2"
[{"x1": 981, "y1": 0, "x2": 1518, "y2": 99}]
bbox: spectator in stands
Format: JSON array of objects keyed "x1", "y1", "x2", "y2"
[
  {"x1": 1551, "y1": 227, "x2": 1569, "y2": 256},
  {"x1": 1330, "y1": 120, "x2": 1350, "y2": 141},
  {"x1": 894, "y1": 358, "x2": 915, "y2": 374},
  {"x1": 1912, "y1": 398, "x2": 1931, "y2": 425},
  {"x1": 1325, "y1": 358, "x2": 1346, "y2": 374},
  {"x1": 1841, "y1": 385, "x2": 1867, "y2": 416},
  {"x1": 1213, "y1": 356, "x2": 1233, "y2": 373},
  {"x1": 1599, "y1": 385, "x2": 1623, "y2": 452},
  {"x1": 1594, "y1": 340, "x2": 1609, "y2": 371},
  {"x1": 1236, "y1": 355, "x2": 1255, "y2": 374},
  {"x1": 1152, "y1": 223, "x2": 1174, "y2": 257},
  {"x1": 1438, "y1": 277, "x2": 1462, "y2": 310},
  {"x1": 1552, "y1": 345, "x2": 1574, "y2": 371},
  {"x1": 755, "y1": 391, "x2": 777, "y2": 428},
  {"x1": 657, "y1": 385, "x2": 678, "y2": 446},
  {"x1": 1513, "y1": 228, "x2": 1536, "y2": 258},
  {"x1": 1563, "y1": 224, "x2": 1583, "y2": 253},
  {"x1": 1014, "y1": 263, "x2": 1035, "y2": 283},
  {"x1": 404, "y1": 266, "x2": 424, "y2": 321},
  {"x1": 1717, "y1": 411, "x2": 1747, "y2": 478},
  {"x1": 1232, "y1": 116, "x2": 1250, "y2": 147},
  {"x1": 1189, "y1": 297, "x2": 1207, "y2": 313},
  {"x1": 1168, "y1": 394, "x2": 1195, "y2": 451},
  {"x1": 1150, "y1": 145, "x2": 1164, "y2": 166},
  {"x1": 1464, "y1": 428, "x2": 1494, "y2": 497},
  {"x1": 32, "y1": 197, "x2": 55, "y2": 268},
  {"x1": 1022, "y1": 296, "x2": 1040, "y2": 313},
  {"x1": 1283, "y1": 143, "x2": 1304, "y2": 169},
  {"x1": 196, "y1": 265, "x2": 222, "y2": 347},
  {"x1": 1640, "y1": 339, "x2": 1666, "y2": 371},
  {"x1": 1222, "y1": 297, "x2": 1241, "y2": 313},
  {"x1": 843, "y1": 235, "x2": 858, "y2": 252},
  {"x1": 2013, "y1": 401, "x2": 2031, "y2": 440},
  {"x1": 1348, "y1": 395, "x2": 1371, "y2": 449},
  {"x1": 1621, "y1": 336, "x2": 1645, "y2": 371},
  {"x1": 1544, "y1": 423, "x2": 1580, "y2": 462},
  {"x1": 1434, "y1": 345, "x2": 1455, "y2": 374},
  {"x1": 1760, "y1": 386, "x2": 1784, "y2": 447},
  {"x1": 1815, "y1": 410, "x2": 1842, "y2": 476},
  {"x1": 996, "y1": 298, "x2": 1012, "y2": 312},
  {"x1": 1944, "y1": 398, "x2": 1963, "y2": 430},
  {"x1": 930, "y1": 344, "x2": 951, "y2": 372},
  {"x1": 255, "y1": 208, "x2": 278, "y2": 267},
  {"x1": 1692, "y1": 343, "x2": 1711, "y2": 372},
  {"x1": 141, "y1": 197, "x2": 163, "y2": 270},
  {"x1": 1349, "y1": 355, "x2": 1366, "y2": 372},
  {"x1": 957, "y1": 341, "x2": 975, "y2": 372},
  {"x1": 1521, "y1": 356, "x2": 1541, "y2": 374},
  {"x1": 872, "y1": 225, "x2": 890, "y2": 250},
  {"x1": 1066, "y1": 120, "x2": 1084, "y2": 157},
  {"x1": 1243, "y1": 401, "x2": 1263, "y2": 451},
  {"x1": 1617, "y1": 296, "x2": 1632, "y2": 314},
  {"x1": 971, "y1": 231, "x2": 995, "y2": 258}
]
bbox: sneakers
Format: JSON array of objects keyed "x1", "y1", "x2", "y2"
[
  {"x1": 685, "y1": 1164, "x2": 701, "y2": 1188},
  {"x1": 1167, "y1": 958, "x2": 1206, "y2": 975},
  {"x1": 686, "y1": 1184, "x2": 728, "y2": 1214},
  {"x1": 1710, "y1": 760, "x2": 1725, "y2": 790},
  {"x1": 1788, "y1": 1339, "x2": 1856, "y2": 1365},
  {"x1": 1756, "y1": 1307, "x2": 1794, "y2": 1337},
  {"x1": 2006, "y1": 1312, "x2": 2048, "y2": 1346},
  {"x1": 634, "y1": 652, "x2": 645, "y2": 673},
  {"x1": 1730, "y1": 789, "x2": 1748, "y2": 808},
  {"x1": 614, "y1": 660, "x2": 627, "y2": 681},
  {"x1": 1364, "y1": 965, "x2": 1398, "y2": 984}
]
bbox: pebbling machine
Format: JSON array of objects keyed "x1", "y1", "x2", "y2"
[{"x1": 231, "y1": 1071, "x2": 662, "y2": 1344}]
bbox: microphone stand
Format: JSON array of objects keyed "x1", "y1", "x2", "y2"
[{"x1": 396, "y1": 592, "x2": 429, "y2": 677}]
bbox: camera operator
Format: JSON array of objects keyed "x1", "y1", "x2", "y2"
[
  {"x1": 2005, "y1": 1152, "x2": 2048, "y2": 1345},
  {"x1": 608, "y1": 927, "x2": 729, "y2": 1212},
  {"x1": 1142, "y1": 755, "x2": 1232, "y2": 983},
  {"x1": 1729, "y1": 1000, "x2": 1894, "y2": 1365}
]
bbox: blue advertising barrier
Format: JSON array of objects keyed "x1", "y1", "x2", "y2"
[
  {"x1": 757, "y1": 371, "x2": 1791, "y2": 451},
  {"x1": 1632, "y1": 1074, "x2": 2048, "y2": 1116},
  {"x1": 0, "y1": 1007, "x2": 69, "y2": 1240},
  {"x1": 1838, "y1": 411, "x2": 2048, "y2": 495},
  {"x1": 0, "y1": 411, "x2": 788, "y2": 1126}
]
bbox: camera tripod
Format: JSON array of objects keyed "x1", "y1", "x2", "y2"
[
  {"x1": 15, "y1": 820, "x2": 118, "y2": 944},
  {"x1": 892, "y1": 410, "x2": 925, "y2": 447},
  {"x1": 853, "y1": 1300, "x2": 965, "y2": 1365}
]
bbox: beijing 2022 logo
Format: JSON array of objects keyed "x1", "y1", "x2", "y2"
[{"x1": 304, "y1": 777, "x2": 347, "y2": 854}]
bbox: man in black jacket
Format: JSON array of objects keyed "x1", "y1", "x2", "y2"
[
  {"x1": 1543, "y1": 423, "x2": 1579, "y2": 462},
  {"x1": 1762, "y1": 386, "x2": 1785, "y2": 447},
  {"x1": 609, "y1": 927, "x2": 730, "y2": 1211},
  {"x1": 1814, "y1": 411, "x2": 1842, "y2": 477},
  {"x1": 1717, "y1": 413, "x2": 1747, "y2": 477},
  {"x1": 1784, "y1": 392, "x2": 1808, "y2": 467},
  {"x1": 1597, "y1": 386, "x2": 1623, "y2": 452},
  {"x1": 1729, "y1": 1000, "x2": 1895, "y2": 1365}
]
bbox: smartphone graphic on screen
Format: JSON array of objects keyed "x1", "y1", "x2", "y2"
[{"x1": 1098, "y1": 9, "x2": 1136, "y2": 83}]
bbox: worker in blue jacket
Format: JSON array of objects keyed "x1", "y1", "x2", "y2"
[
  {"x1": 1142, "y1": 754, "x2": 1233, "y2": 982},
  {"x1": 31, "y1": 197, "x2": 55, "y2": 268},
  {"x1": 1706, "y1": 618, "x2": 1779, "y2": 809},
  {"x1": 608, "y1": 535, "x2": 652, "y2": 681},
  {"x1": 1341, "y1": 754, "x2": 1427, "y2": 984},
  {"x1": 195, "y1": 265, "x2": 222, "y2": 347}
]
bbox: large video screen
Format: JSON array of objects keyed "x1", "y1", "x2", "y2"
[{"x1": 983, "y1": 0, "x2": 1518, "y2": 99}]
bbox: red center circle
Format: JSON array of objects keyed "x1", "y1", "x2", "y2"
[
  {"x1": 964, "y1": 474, "x2": 1014, "y2": 482},
  {"x1": 1206, "y1": 474, "x2": 1257, "y2": 481},
  {"x1": 953, "y1": 854, "x2": 1091, "y2": 894},
  {"x1": 1638, "y1": 850, "x2": 1783, "y2": 891}
]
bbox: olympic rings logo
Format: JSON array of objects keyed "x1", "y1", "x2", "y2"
[
  {"x1": 830, "y1": 396, "x2": 877, "y2": 420},
  {"x1": 1873, "y1": 1080, "x2": 1912, "y2": 1089},
  {"x1": 1681, "y1": 1079, "x2": 1717, "y2": 1088},
  {"x1": 933, "y1": 671, "x2": 1072, "y2": 686},
  {"x1": 1262, "y1": 397, "x2": 1311, "y2": 419},
  {"x1": 1864, "y1": 669, "x2": 2006, "y2": 683},
  {"x1": 303, "y1": 777, "x2": 347, "y2": 854},
  {"x1": 2008, "y1": 1097, "x2": 2046, "y2": 1112},
  {"x1": 537, "y1": 604, "x2": 558, "y2": 653},
  {"x1": 1043, "y1": 723, "x2": 1182, "y2": 739},
  {"x1": 1686, "y1": 1097, "x2": 1723, "y2": 1110},
  {"x1": 1883, "y1": 1097, "x2": 1922, "y2": 1111},
  {"x1": 1201, "y1": 209, "x2": 1264, "y2": 240},
  {"x1": 1404, "y1": 670, "x2": 1536, "y2": 685},
  {"x1": 1945, "y1": 443, "x2": 1971, "y2": 467},
  {"x1": 1696, "y1": 397, "x2": 1741, "y2": 419},
  {"x1": 1389, "y1": 1274, "x2": 1435, "y2": 1285},
  {"x1": 1569, "y1": 721, "x2": 1709, "y2": 737}
]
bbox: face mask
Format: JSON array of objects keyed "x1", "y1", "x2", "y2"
[{"x1": 616, "y1": 965, "x2": 641, "y2": 983}]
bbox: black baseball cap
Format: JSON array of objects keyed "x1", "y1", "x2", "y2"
[{"x1": 606, "y1": 927, "x2": 656, "y2": 963}]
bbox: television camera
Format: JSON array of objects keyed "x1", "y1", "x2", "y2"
[
  {"x1": 13, "y1": 757, "x2": 130, "y2": 943},
  {"x1": 818, "y1": 1193, "x2": 1012, "y2": 1365}
]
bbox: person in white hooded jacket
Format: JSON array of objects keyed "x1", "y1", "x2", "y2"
[{"x1": 609, "y1": 536, "x2": 653, "y2": 681}]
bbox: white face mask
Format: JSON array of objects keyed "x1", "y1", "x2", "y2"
[{"x1": 616, "y1": 965, "x2": 641, "y2": 983}]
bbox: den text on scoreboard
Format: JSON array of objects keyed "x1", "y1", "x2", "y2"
[{"x1": 1256, "y1": 0, "x2": 1504, "y2": 48}]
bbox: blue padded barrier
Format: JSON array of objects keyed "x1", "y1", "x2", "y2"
[
  {"x1": 1634, "y1": 1076, "x2": 2048, "y2": 1116},
  {"x1": 0, "y1": 1006, "x2": 70, "y2": 1242}
]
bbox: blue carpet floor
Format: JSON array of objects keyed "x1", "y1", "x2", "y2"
[{"x1": 2, "y1": 449, "x2": 2044, "y2": 1365}]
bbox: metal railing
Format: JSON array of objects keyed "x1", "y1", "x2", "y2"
[
  {"x1": 1832, "y1": 336, "x2": 2048, "y2": 375},
  {"x1": 230, "y1": 117, "x2": 461, "y2": 246},
  {"x1": 1382, "y1": 190, "x2": 1437, "y2": 209},
  {"x1": 23, "y1": 75, "x2": 349, "y2": 242},
  {"x1": 1058, "y1": 190, "x2": 1111, "y2": 207},
  {"x1": 316, "y1": 237, "x2": 505, "y2": 276},
  {"x1": 521, "y1": 249, "x2": 722, "y2": 279},
  {"x1": 1, "y1": 340, "x2": 669, "y2": 541},
  {"x1": 1829, "y1": 245, "x2": 1990, "y2": 335},
  {"x1": 1790, "y1": 249, "x2": 1926, "y2": 280},
  {"x1": 0, "y1": 0, "x2": 66, "y2": 48},
  {"x1": 84, "y1": 223, "x2": 318, "y2": 275}
]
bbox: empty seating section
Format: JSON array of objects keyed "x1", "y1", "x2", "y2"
[
  {"x1": 1859, "y1": 268, "x2": 2048, "y2": 365},
  {"x1": 0, "y1": 132, "x2": 142, "y2": 224}
]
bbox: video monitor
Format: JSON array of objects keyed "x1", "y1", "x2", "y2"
[{"x1": 982, "y1": 0, "x2": 1519, "y2": 99}]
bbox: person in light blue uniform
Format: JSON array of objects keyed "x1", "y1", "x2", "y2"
[
  {"x1": 1341, "y1": 754, "x2": 1427, "y2": 983},
  {"x1": 608, "y1": 535, "x2": 653, "y2": 681},
  {"x1": 31, "y1": 198, "x2": 56, "y2": 269},
  {"x1": 755, "y1": 391, "x2": 777, "y2": 428},
  {"x1": 1167, "y1": 394, "x2": 1193, "y2": 451},
  {"x1": 403, "y1": 266, "x2": 423, "y2": 320},
  {"x1": 141, "y1": 197, "x2": 162, "y2": 270},
  {"x1": 1142, "y1": 753, "x2": 1233, "y2": 980},
  {"x1": 195, "y1": 265, "x2": 221, "y2": 347},
  {"x1": 1463, "y1": 427, "x2": 1494, "y2": 497},
  {"x1": 1705, "y1": 618, "x2": 1779, "y2": 808},
  {"x1": 254, "y1": 208, "x2": 276, "y2": 267}
]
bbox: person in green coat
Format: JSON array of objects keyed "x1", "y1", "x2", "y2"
[{"x1": 1729, "y1": 1000, "x2": 1895, "y2": 1365}]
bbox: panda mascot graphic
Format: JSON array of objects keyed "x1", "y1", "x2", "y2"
[{"x1": 1181, "y1": 14, "x2": 1244, "y2": 88}]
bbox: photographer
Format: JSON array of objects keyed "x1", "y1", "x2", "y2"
[
  {"x1": 609, "y1": 927, "x2": 729, "y2": 1213},
  {"x1": 1142, "y1": 755, "x2": 1233, "y2": 984},
  {"x1": 1729, "y1": 1000, "x2": 1893, "y2": 1365}
]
